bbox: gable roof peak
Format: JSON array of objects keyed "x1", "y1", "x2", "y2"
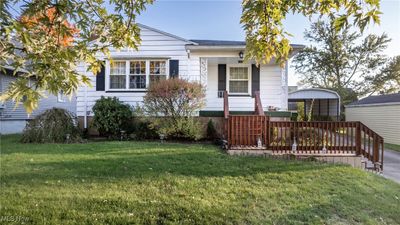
[{"x1": 137, "y1": 23, "x2": 197, "y2": 45}]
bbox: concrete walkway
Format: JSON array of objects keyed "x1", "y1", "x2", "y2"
[{"x1": 383, "y1": 149, "x2": 400, "y2": 183}]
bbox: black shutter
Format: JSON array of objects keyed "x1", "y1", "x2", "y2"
[
  {"x1": 169, "y1": 60, "x2": 179, "y2": 78},
  {"x1": 251, "y1": 64, "x2": 260, "y2": 97},
  {"x1": 96, "y1": 62, "x2": 105, "y2": 91},
  {"x1": 218, "y1": 64, "x2": 227, "y2": 97}
]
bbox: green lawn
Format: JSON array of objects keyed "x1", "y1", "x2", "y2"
[
  {"x1": 1, "y1": 135, "x2": 399, "y2": 225},
  {"x1": 385, "y1": 143, "x2": 400, "y2": 152}
]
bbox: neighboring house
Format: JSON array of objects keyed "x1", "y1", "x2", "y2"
[
  {"x1": 76, "y1": 24, "x2": 304, "y2": 129},
  {"x1": 346, "y1": 93, "x2": 400, "y2": 145},
  {"x1": 0, "y1": 69, "x2": 76, "y2": 134}
]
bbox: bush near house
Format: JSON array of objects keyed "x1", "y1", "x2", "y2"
[
  {"x1": 91, "y1": 97, "x2": 133, "y2": 138},
  {"x1": 142, "y1": 78, "x2": 205, "y2": 141},
  {"x1": 21, "y1": 108, "x2": 81, "y2": 143},
  {"x1": 206, "y1": 119, "x2": 218, "y2": 140}
]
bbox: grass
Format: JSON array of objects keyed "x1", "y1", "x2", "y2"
[
  {"x1": 0, "y1": 135, "x2": 399, "y2": 225},
  {"x1": 385, "y1": 143, "x2": 400, "y2": 152}
]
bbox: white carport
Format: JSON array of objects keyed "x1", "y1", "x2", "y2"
[{"x1": 288, "y1": 88, "x2": 341, "y2": 120}]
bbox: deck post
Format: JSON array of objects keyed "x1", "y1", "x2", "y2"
[
  {"x1": 223, "y1": 90, "x2": 229, "y2": 147},
  {"x1": 373, "y1": 134, "x2": 379, "y2": 163},
  {"x1": 266, "y1": 117, "x2": 270, "y2": 149},
  {"x1": 355, "y1": 122, "x2": 361, "y2": 155},
  {"x1": 380, "y1": 139, "x2": 384, "y2": 171}
]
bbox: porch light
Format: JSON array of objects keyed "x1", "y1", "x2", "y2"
[{"x1": 239, "y1": 51, "x2": 244, "y2": 59}]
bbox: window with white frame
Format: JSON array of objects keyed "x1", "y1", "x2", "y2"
[
  {"x1": 108, "y1": 59, "x2": 168, "y2": 90},
  {"x1": 129, "y1": 61, "x2": 146, "y2": 89},
  {"x1": 228, "y1": 66, "x2": 250, "y2": 94},
  {"x1": 110, "y1": 61, "x2": 126, "y2": 89},
  {"x1": 149, "y1": 61, "x2": 167, "y2": 86}
]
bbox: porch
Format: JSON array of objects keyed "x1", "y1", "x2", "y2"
[{"x1": 222, "y1": 91, "x2": 384, "y2": 171}]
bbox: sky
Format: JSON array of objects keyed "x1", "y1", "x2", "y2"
[{"x1": 137, "y1": 0, "x2": 400, "y2": 86}]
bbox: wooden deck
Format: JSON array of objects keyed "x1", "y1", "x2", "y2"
[{"x1": 222, "y1": 91, "x2": 384, "y2": 171}]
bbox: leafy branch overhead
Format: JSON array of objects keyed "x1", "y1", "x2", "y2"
[
  {"x1": 0, "y1": 0, "x2": 382, "y2": 113},
  {"x1": 241, "y1": 0, "x2": 382, "y2": 66},
  {"x1": 0, "y1": 0, "x2": 153, "y2": 113},
  {"x1": 293, "y1": 19, "x2": 399, "y2": 105}
]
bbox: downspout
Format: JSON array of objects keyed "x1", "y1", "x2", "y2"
[
  {"x1": 282, "y1": 61, "x2": 289, "y2": 110},
  {"x1": 84, "y1": 62, "x2": 88, "y2": 129},
  {"x1": 186, "y1": 49, "x2": 191, "y2": 80}
]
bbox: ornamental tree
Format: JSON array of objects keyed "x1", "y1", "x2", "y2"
[
  {"x1": 142, "y1": 78, "x2": 205, "y2": 140},
  {"x1": 0, "y1": 0, "x2": 153, "y2": 113},
  {"x1": 241, "y1": 0, "x2": 382, "y2": 66},
  {"x1": 293, "y1": 20, "x2": 400, "y2": 105},
  {"x1": 0, "y1": 0, "x2": 382, "y2": 113}
]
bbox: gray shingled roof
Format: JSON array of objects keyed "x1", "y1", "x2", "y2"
[
  {"x1": 190, "y1": 39, "x2": 304, "y2": 48},
  {"x1": 348, "y1": 93, "x2": 400, "y2": 106}
]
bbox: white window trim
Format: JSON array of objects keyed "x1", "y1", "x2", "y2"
[
  {"x1": 227, "y1": 64, "x2": 252, "y2": 95},
  {"x1": 105, "y1": 59, "x2": 169, "y2": 92}
]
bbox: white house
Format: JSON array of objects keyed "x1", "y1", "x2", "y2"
[
  {"x1": 0, "y1": 68, "x2": 76, "y2": 134},
  {"x1": 76, "y1": 24, "x2": 304, "y2": 128}
]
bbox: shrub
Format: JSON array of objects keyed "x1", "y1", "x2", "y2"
[
  {"x1": 21, "y1": 108, "x2": 81, "y2": 143},
  {"x1": 150, "y1": 117, "x2": 203, "y2": 141},
  {"x1": 131, "y1": 109, "x2": 158, "y2": 140},
  {"x1": 130, "y1": 120, "x2": 159, "y2": 140},
  {"x1": 142, "y1": 78, "x2": 205, "y2": 140},
  {"x1": 206, "y1": 119, "x2": 218, "y2": 140},
  {"x1": 91, "y1": 97, "x2": 133, "y2": 137}
]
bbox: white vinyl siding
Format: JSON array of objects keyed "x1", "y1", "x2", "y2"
[{"x1": 346, "y1": 104, "x2": 400, "y2": 145}]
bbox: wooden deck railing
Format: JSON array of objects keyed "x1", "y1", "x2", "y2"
[
  {"x1": 269, "y1": 121, "x2": 358, "y2": 154},
  {"x1": 358, "y1": 122, "x2": 384, "y2": 170},
  {"x1": 226, "y1": 119, "x2": 384, "y2": 170},
  {"x1": 223, "y1": 90, "x2": 229, "y2": 119},
  {"x1": 227, "y1": 115, "x2": 267, "y2": 148}
]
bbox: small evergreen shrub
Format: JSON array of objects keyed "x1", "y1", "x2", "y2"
[
  {"x1": 91, "y1": 97, "x2": 133, "y2": 138},
  {"x1": 21, "y1": 108, "x2": 81, "y2": 143}
]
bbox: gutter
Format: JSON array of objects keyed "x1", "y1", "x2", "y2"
[
  {"x1": 186, "y1": 44, "x2": 305, "y2": 51},
  {"x1": 185, "y1": 45, "x2": 246, "y2": 51},
  {"x1": 84, "y1": 63, "x2": 88, "y2": 129},
  {"x1": 345, "y1": 102, "x2": 400, "y2": 108}
]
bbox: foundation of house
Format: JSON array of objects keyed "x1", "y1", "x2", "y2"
[{"x1": 227, "y1": 149, "x2": 364, "y2": 169}]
